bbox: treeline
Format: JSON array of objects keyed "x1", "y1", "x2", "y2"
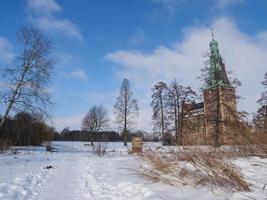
[
  {"x1": 0, "y1": 112, "x2": 54, "y2": 146},
  {"x1": 54, "y1": 127, "x2": 159, "y2": 142},
  {"x1": 54, "y1": 128, "x2": 121, "y2": 142}
]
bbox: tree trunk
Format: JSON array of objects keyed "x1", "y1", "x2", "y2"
[
  {"x1": 123, "y1": 130, "x2": 127, "y2": 146},
  {"x1": 90, "y1": 132, "x2": 94, "y2": 146},
  {"x1": 124, "y1": 107, "x2": 127, "y2": 146},
  {"x1": 123, "y1": 93, "x2": 128, "y2": 146},
  {"x1": 0, "y1": 66, "x2": 29, "y2": 131},
  {"x1": 180, "y1": 103, "x2": 184, "y2": 145}
]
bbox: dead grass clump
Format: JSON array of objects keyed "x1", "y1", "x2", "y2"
[
  {"x1": 137, "y1": 147, "x2": 250, "y2": 192},
  {"x1": 142, "y1": 150, "x2": 172, "y2": 173},
  {"x1": 92, "y1": 142, "x2": 108, "y2": 156}
]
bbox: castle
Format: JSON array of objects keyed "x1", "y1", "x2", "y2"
[{"x1": 181, "y1": 37, "x2": 238, "y2": 146}]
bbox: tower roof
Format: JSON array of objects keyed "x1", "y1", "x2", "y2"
[{"x1": 206, "y1": 35, "x2": 230, "y2": 88}]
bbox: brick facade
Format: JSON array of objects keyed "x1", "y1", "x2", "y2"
[{"x1": 181, "y1": 86, "x2": 238, "y2": 146}]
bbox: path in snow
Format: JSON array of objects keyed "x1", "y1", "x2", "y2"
[
  {"x1": 33, "y1": 143, "x2": 153, "y2": 200},
  {"x1": 80, "y1": 155, "x2": 152, "y2": 200},
  {"x1": 36, "y1": 153, "x2": 89, "y2": 200}
]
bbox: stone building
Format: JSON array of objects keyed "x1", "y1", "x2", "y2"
[{"x1": 181, "y1": 37, "x2": 238, "y2": 146}]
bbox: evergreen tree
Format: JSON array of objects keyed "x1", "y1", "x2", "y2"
[{"x1": 151, "y1": 82, "x2": 169, "y2": 145}]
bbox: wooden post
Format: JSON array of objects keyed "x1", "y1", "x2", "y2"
[{"x1": 132, "y1": 137, "x2": 143, "y2": 153}]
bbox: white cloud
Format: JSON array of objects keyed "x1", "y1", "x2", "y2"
[
  {"x1": 58, "y1": 53, "x2": 74, "y2": 64},
  {"x1": 106, "y1": 17, "x2": 267, "y2": 131},
  {"x1": 257, "y1": 31, "x2": 267, "y2": 45},
  {"x1": 130, "y1": 30, "x2": 145, "y2": 44},
  {"x1": 0, "y1": 37, "x2": 14, "y2": 63},
  {"x1": 30, "y1": 17, "x2": 82, "y2": 40},
  {"x1": 26, "y1": 0, "x2": 83, "y2": 40},
  {"x1": 136, "y1": 108, "x2": 153, "y2": 131},
  {"x1": 215, "y1": 0, "x2": 245, "y2": 8},
  {"x1": 65, "y1": 69, "x2": 88, "y2": 81},
  {"x1": 27, "y1": 0, "x2": 62, "y2": 14}
]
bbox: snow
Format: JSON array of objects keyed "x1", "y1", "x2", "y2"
[{"x1": 0, "y1": 142, "x2": 266, "y2": 200}]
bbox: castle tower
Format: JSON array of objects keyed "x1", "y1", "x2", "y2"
[{"x1": 203, "y1": 36, "x2": 238, "y2": 146}]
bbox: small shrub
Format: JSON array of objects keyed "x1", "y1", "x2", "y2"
[{"x1": 92, "y1": 142, "x2": 108, "y2": 156}]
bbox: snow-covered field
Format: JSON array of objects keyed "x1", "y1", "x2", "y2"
[{"x1": 0, "y1": 142, "x2": 266, "y2": 200}]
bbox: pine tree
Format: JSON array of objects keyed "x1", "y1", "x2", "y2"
[{"x1": 151, "y1": 82, "x2": 169, "y2": 145}]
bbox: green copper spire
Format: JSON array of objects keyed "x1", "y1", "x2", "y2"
[{"x1": 207, "y1": 34, "x2": 230, "y2": 88}]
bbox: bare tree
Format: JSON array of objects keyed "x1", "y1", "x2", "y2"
[
  {"x1": 253, "y1": 106, "x2": 267, "y2": 133},
  {"x1": 166, "y1": 80, "x2": 196, "y2": 143},
  {"x1": 151, "y1": 82, "x2": 169, "y2": 145},
  {"x1": 253, "y1": 72, "x2": 267, "y2": 133},
  {"x1": 0, "y1": 26, "x2": 55, "y2": 131},
  {"x1": 82, "y1": 105, "x2": 109, "y2": 146},
  {"x1": 263, "y1": 72, "x2": 267, "y2": 86},
  {"x1": 114, "y1": 79, "x2": 139, "y2": 146},
  {"x1": 258, "y1": 72, "x2": 267, "y2": 106}
]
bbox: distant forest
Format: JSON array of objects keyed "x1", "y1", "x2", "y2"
[
  {"x1": 0, "y1": 112, "x2": 54, "y2": 146},
  {"x1": 54, "y1": 128, "x2": 159, "y2": 142},
  {"x1": 0, "y1": 112, "x2": 159, "y2": 147}
]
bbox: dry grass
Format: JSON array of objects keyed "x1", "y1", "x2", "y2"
[
  {"x1": 137, "y1": 147, "x2": 250, "y2": 192},
  {"x1": 92, "y1": 142, "x2": 108, "y2": 156}
]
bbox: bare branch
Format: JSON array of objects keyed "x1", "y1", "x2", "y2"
[{"x1": 0, "y1": 26, "x2": 56, "y2": 130}]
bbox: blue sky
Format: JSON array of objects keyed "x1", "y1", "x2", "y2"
[{"x1": 0, "y1": 0, "x2": 267, "y2": 131}]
